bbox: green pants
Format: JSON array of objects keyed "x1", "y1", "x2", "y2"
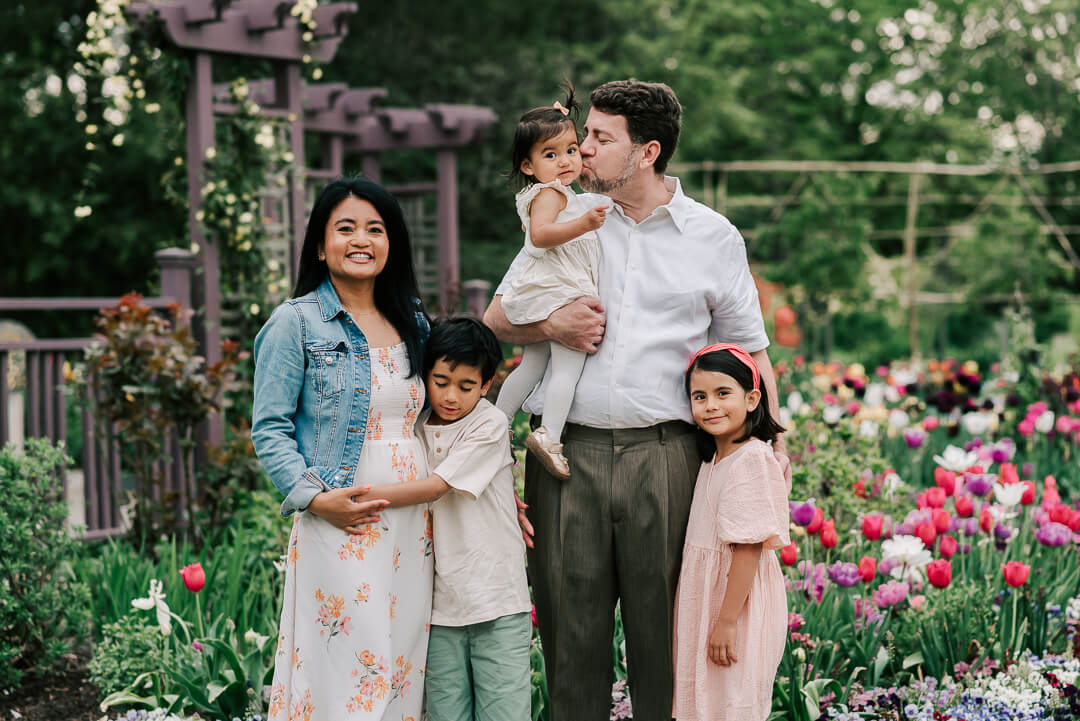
[{"x1": 425, "y1": 611, "x2": 532, "y2": 721}]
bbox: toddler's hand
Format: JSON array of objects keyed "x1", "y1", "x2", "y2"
[{"x1": 582, "y1": 204, "x2": 609, "y2": 231}]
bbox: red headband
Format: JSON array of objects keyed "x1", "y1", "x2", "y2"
[{"x1": 686, "y1": 343, "x2": 760, "y2": 390}]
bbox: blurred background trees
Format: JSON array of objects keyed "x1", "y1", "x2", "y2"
[{"x1": 3, "y1": 0, "x2": 1078, "y2": 364}]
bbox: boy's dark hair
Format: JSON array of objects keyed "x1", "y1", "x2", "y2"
[
  {"x1": 589, "y1": 80, "x2": 682, "y2": 175},
  {"x1": 423, "y1": 317, "x2": 504, "y2": 384},
  {"x1": 508, "y1": 83, "x2": 580, "y2": 189},
  {"x1": 684, "y1": 349, "x2": 786, "y2": 462}
]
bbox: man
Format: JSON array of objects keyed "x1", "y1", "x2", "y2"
[{"x1": 485, "y1": 80, "x2": 785, "y2": 721}]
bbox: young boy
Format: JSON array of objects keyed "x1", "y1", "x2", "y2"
[{"x1": 364, "y1": 317, "x2": 532, "y2": 721}]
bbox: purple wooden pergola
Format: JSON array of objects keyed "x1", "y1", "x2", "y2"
[{"x1": 125, "y1": 0, "x2": 496, "y2": 446}]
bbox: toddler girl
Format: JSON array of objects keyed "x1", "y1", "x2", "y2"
[
  {"x1": 673, "y1": 343, "x2": 790, "y2": 721},
  {"x1": 494, "y1": 89, "x2": 608, "y2": 481}
]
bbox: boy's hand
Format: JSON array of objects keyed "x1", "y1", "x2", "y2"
[
  {"x1": 307, "y1": 486, "x2": 389, "y2": 534},
  {"x1": 708, "y1": 618, "x2": 738, "y2": 666},
  {"x1": 581, "y1": 204, "x2": 609, "y2": 231},
  {"x1": 516, "y1": 494, "x2": 535, "y2": 549}
]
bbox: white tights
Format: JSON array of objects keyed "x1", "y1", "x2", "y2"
[{"x1": 495, "y1": 341, "x2": 587, "y2": 442}]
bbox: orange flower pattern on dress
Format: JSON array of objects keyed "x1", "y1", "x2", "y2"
[
  {"x1": 376, "y1": 347, "x2": 399, "y2": 375},
  {"x1": 393, "y1": 546, "x2": 401, "y2": 572},
  {"x1": 390, "y1": 443, "x2": 419, "y2": 484},
  {"x1": 402, "y1": 385, "x2": 420, "y2": 439},
  {"x1": 355, "y1": 583, "x2": 371, "y2": 604},
  {"x1": 366, "y1": 411, "x2": 384, "y2": 441},
  {"x1": 316, "y1": 589, "x2": 352, "y2": 647},
  {"x1": 268, "y1": 682, "x2": 285, "y2": 718},
  {"x1": 389, "y1": 593, "x2": 397, "y2": 620},
  {"x1": 345, "y1": 651, "x2": 415, "y2": 714},
  {"x1": 289, "y1": 689, "x2": 314, "y2": 721}
]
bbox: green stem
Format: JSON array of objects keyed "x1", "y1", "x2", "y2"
[{"x1": 195, "y1": 593, "x2": 205, "y2": 640}]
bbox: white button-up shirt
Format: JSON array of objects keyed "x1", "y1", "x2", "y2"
[{"x1": 496, "y1": 176, "x2": 769, "y2": 429}]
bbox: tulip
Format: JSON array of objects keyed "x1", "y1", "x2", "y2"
[
  {"x1": 788, "y1": 612, "x2": 804, "y2": 632},
  {"x1": 1048, "y1": 504, "x2": 1073, "y2": 526},
  {"x1": 1035, "y1": 522, "x2": 1072, "y2": 547},
  {"x1": 926, "y1": 487, "x2": 947, "y2": 509},
  {"x1": 790, "y1": 501, "x2": 816, "y2": 527},
  {"x1": 820, "y1": 520, "x2": 838, "y2": 548},
  {"x1": 939, "y1": 534, "x2": 958, "y2": 559},
  {"x1": 1020, "y1": 481, "x2": 1036, "y2": 506},
  {"x1": 926, "y1": 559, "x2": 952, "y2": 589},
  {"x1": 780, "y1": 542, "x2": 798, "y2": 566},
  {"x1": 853, "y1": 478, "x2": 867, "y2": 498},
  {"x1": 1018, "y1": 418, "x2": 1035, "y2": 437},
  {"x1": 1046, "y1": 475, "x2": 1059, "y2": 491},
  {"x1": 827, "y1": 562, "x2": 861, "y2": 587},
  {"x1": 858, "y1": 556, "x2": 877, "y2": 582},
  {"x1": 806, "y1": 507, "x2": 825, "y2": 535},
  {"x1": 931, "y1": 508, "x2": 951, "y2": 533},
  {"x1": 862, "y1": 514, "x2": 884, "y2": 541},
  {"x1": 979, "y1": 506, "x2": 994, "y2": 533},
  {"x1": 916, "y1": 491, "x2": 929, "y2": 509},
  {"x1": 904, "y1": 428, "x2": 926, "y2": 448},
  {"x1": 531, "y1": 606, "x2": 538, "y2": 627},
  {"x1": 954, "y1": 495, "x2": 974, "y2": 517},
  {"x1": 999, "y1": 463, "x2": 1019, "y2": 485},
  {"x1": 180, "y1": 563, "x2": 206, "y2": 593},
  {"x1": 872, "y1": 580, "x2": 910, "y2": 608},
  {"x1": 934, "y1": 467, "x2": 956, "y2": 495},
  {"x1": 1067, "y1": 509, "x2": 1080, "y2": 533},
  {"x1": 923, "y1": 416, "x2": 940, "y2": 431},
  {"x1": 1001, "y1": 561, "x2": 1030, "y2": 588},
  {"x1": 965, "y1": 474, "x2": 993, "y2": 497},
  {"x1": 915, "y1": 522, "x2": 936, "y2": 547},
  {"x1": 1043, "y1": 487, "x2": 1062, "y2": 507}
]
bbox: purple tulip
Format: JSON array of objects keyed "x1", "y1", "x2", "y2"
[
  {"x1": 963, "y1": 518, "x2": 979, "y2": 536},
  {"x1": 1036, "y1": 522, "x2": 1073, "y2": 547},
  {"x1": 791, "y1": 501, "x2": 816, "y2": 527},
  {"x1": 904, "y1": 429, "x2": 926, "y2": 448},
  {"x1": 964, "y1": 474, "x2": 993, "y2": 497},
  {"x1": 877, "y1": 558, "x2": 899, "y2": 578},
  {"x1": 990, "y1": 439, "x2": 1016, "y2": 464},
  {"x1": 993, "y1": 523, "x2": 1012, "y2": 541},
  {"x1": 827, "y1": 562, "x2": 862, "y2": 588},
  {"x1": 894, "y1": 522, "x2": 915, "y2": 536},
  {"x1": 1022, "y1": 462, "x2": 1034, "y2": 477},
  {"x1": 872, "y1": 580, "x2": 910, "y2": 608}
]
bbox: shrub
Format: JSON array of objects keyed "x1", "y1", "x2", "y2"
[
  {"x1": 0, "y1": 439, "x2": 91, "y2": 692},
  {"x1": 87, "y1": 615, "x2": 166, "y2": 697}
]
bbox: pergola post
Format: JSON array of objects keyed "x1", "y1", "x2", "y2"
[
  {"x1": 185, "y1": 50, "x2": 223, "y2": 447},
  {"x1": 436, "y1": 149, "x2": 459, "y2": 314},
  {"x1": 361, "y1": 154, "x2": 381, "y2": 183}
]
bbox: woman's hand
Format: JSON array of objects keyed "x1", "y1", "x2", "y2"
[
  {"x1": 708, "y1": 618, "x2": 738, "y2": 666},
  {"x1": 516, "y1": 494, "x2": 535, "y2": 549},
  {"x1": 306, "y1": 486, "x2": 389, "y2": 535}
]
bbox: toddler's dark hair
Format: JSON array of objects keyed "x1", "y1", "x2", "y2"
[
  {"x1": 507, "y1": 83, "x2": 580, "y2": 190},
  {"x1": 423, "y1": 317, "x2": 504, "y2": 384},
  {"x1": 684, "y1": 349, "x2": 786, "y2": 462}
]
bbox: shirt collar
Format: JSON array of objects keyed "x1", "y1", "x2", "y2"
[
  {"x1": 315, "y1": 276, "x2": 346, "y2": 321},
  {"x1": 609, "y1": 175, "x2": 690, "y2": 233}
]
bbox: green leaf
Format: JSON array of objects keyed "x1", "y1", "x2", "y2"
[{"x1": 902, "y1": 651, "x2": 924, "y2": 670}]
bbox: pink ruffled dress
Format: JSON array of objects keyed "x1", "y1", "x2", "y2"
[{"x1": 672, "y1": 438, "x2": 791, "y2": 721}]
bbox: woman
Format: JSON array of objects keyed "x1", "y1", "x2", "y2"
[{"x1": 252, "y1": 178, "x2": 432, "y2": 720}]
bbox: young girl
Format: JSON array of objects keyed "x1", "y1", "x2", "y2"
[
  {"x1": 494, "y1": 89, "x2": 608, "y2": 481},
  {"x1": 673, "y1": 343, "x2": 790, "y2": 721}
]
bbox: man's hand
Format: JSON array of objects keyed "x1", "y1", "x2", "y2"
[
  {"x1": 515, "y1": 494, "x2": 535, "y2": 549},
  {"x1": 540, "y1": 296, "x2": 606, "y2": 353},
  {"x1": 306, "y1": 486, "x2": 388, "y2": 535}
]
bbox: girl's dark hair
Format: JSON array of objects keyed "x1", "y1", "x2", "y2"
[
  {"x1": 508, "y1": 83, "x2": 580, "y2": 189},
  {"x1": 293, "y1": 176, "x2": 427, "y2": 377},
  {"x1": 684, "y1": 349, "x2": 786, "y2": 462},
  {"x1": 422, "y1": 317, "x2": 503, "y2": 384}
]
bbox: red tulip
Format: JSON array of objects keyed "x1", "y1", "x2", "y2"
[
  {"x1": 915, "y1": 522, "x2": 937, "y2": 547},
  {"x1": 1020, "y1": 481, "x2": 1036, "y2": 506},
  {"x1": 926, "y1": 487, "x2": 947, "y2": 509},
  {"x1": 934, "y1": 467, "x2": 956, "y2": 495},
  {"x1": 1001, "y1": 561, "x2": 1030, "y2": 588},
  {"x1": 916, "y1": 491, "x2": 929, "y2": 509},
  {"x1": 820, "y1": 520, "x2": 838, "y2": 548},
  {"x1": 806, "y1": 507, "x2": 825, "y2": 535},
  {"x1": 924, "y1": 416, "x2": 940, "y2": 431},
  {"x1": 1000, "y1": 463, "x2": 1019, "y2": 485},
  {"x1": 1043, "y1": 487, "x2": 1062, "y2": 507},
  {"x1": 858, "y1": 556, "x2": 877, "y2": 582},
  {"x1": 1068, "y1": 509, "x2": 1080, "y2": 533},
  {"x1": 180, "y1": 563, "x2": 206, "y2": 593},
  {"x1": 1048, "y1": 503, "x2": 1072, "y2": 525},
  {"x1": 980, "y1": 506, "x2": 994, "y2": 533},
  {"x1": 932, "y1": 508, "x2": 951, "y2": 533},
  {"x1": 853, "y1": 478, "x2": 867, "y2": 499},
  {"x1": 927, "y1": 559, "x2": 952, "y2": 589},
  {"x1": 862, "y1": 515, "x2": 884, "y2": 541},
  {"x1": 939, "y1": 534, "x2": 958, "y2": 559},
  {"x1": 954, "y1": 495, "x2": 974, "y2": 518},
  {"x1": 780, "y1": 542, "x2": 798, "y2": 566},
  {"x1": 966, "y1": 464, "x2": 984, "y2": 475}
]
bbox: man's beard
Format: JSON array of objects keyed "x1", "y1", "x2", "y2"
[{"x1": 580, "y1": 151, "x2": 637, "y2": 194}]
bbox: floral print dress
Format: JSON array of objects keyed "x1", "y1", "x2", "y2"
[{"x1": 270, "y1": 343, "x2": 433, "y2": 721}]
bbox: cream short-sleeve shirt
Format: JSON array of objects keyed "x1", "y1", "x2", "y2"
[{"x1": 420, "y1": 399, "x2": 532, "y2": 627}]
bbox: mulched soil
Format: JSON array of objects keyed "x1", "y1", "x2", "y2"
[{"x1": 0, "y1": 655, "x2": 103, "y2": 721}]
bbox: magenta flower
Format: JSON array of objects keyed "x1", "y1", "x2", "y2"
[
  {"x1": 904, "y1": 429, "x2": 926, "y2": 448},
  {"x1": 964, "y1": 474, "x2": 994, "y2": 497},
  {"x1": 827, "y1": 562, "x2": 861, "y2": 588},
  {"x1": 1036, "y1": 522, "x2": 1072, "y2": 547},
  {"x1": 788, "y1": 612, "x2": 804, "y2": 631},
  {"x1": 872, "y1": 580, "x2": 910, "y2": 609},
  {"x1": 790, "y1": 501, "x2": 816, "y2": 527},
  {"x1": 990, "y1": 439, "x2": 1016, "y2": 464}
]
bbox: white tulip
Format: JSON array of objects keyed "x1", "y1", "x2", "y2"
[
  {"x1": 933, "y1": 445, "x2": 979, "y2": 472},
  {"x1": 1035, "y1": 411, "x2": 1055, "y2": 434}
]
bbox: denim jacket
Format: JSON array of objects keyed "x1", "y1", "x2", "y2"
[{"x1": 251, "y1": 277, "x2": 429, "y2": 516}]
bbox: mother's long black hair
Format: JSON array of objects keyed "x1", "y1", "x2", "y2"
[
  {"x1": 293, "y1": 177, "x2": 428, "y2": 377},
  {"x1": 684, "y1": 349, "x2": 786, "y2": 462}
]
